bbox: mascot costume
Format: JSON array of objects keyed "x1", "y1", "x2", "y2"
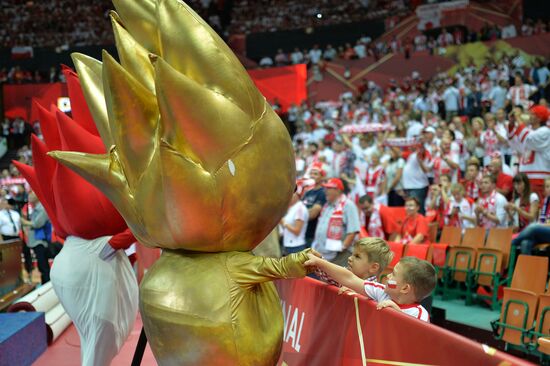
[
  {"x1": 48, "y1": 0, "x2": 311, "y2": 364},
  {"x1": 14, "y1": 66, "x2": 139, "y2": 366}
]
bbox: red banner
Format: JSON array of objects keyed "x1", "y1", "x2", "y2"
[
  {"x1": 4, "y1": 65, "x2": 307, "y2": 120},
  {"x1": 248, "y1": 64, "x2": 307, "y2": 112},
  {"x1": 276, "y1": 277, "x2": 533, "y2": 366},
  {"x1": 3, "y1": 83, "x2": 69, "y2": 121}
]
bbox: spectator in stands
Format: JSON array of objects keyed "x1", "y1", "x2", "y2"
[
  {"x1": 305, "y1": 253, "x2": 435, "y2": 322},
  {"x1": 403, "y1": 144, "x2": 431, "y2": 214},
  {"x1": 0, "y1": 197, "x2": 21, "y2": 241},
  {"x1": 290, "y1": 48, "x2": 304, "y2": 64},
  {"x1": 20, "y1": 192, "x2": 51, "y2": 284},
  {"x1": 302, "y1": 162, "x2": 326, "y2": 247},
  {"x1": 358, "y1": 195, "x2": 389, "y2": 239},
  {"x1": 511, "y1": 177, "x2": 550, "y2": 254},
  {"x1": 462, "y1": 159, "x2": 481, "y2": 201},
  {"x1": 507, "y1": 72, "x2": 537, "y2": 109},
  {"x1": 281, "y1": 188, "x2": 309, "y2": 254},
  {"x1": 446, "y1": 183, "x2": 476, "y2": 228},
  {"x1": 508, "y1": 104, "x2": 550, "y2": 199},
  {"x1": 425, "y1": 176, "x2": 450, "y2": 229},
  {"x1": 394, "y1": 197, "x2": 429, "y2": 244},
  {"x1": 487, "y1": 154, "x2": 513, "y2": 199},
  {"x1": 384, "y1": 147, "x2": 406, "y2": 207},
  {"x1": 475, "y1": 174, "x2": 508, "y2": 229},
  {"x1": 505, "y1": 173, "x2": 540, "y2": 232},
  {"x1": 530, "y1": 59, "x2": 550, "y2": 102},
  {"x1": 480, "y1": 113, "x2": 508, "y2": 167},
  {"x1": 312, "y1": 178, "x2": 360, "y2": 266},
  {"x1": 442, "y1": 81, "x2": 460, "y2": 121}
]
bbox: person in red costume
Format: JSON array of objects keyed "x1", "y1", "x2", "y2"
[
  {"x1": 508, "y1": 104, "x2": 550, "y2": 199},
  {"x1": 14, "y1": 66, "x2": 139, "y2": 366}
]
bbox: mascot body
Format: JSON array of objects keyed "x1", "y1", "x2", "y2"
[
  {"x1": 51, "y1": 0, "x2": 309, "y2": 364},
  {"x1": 15, "y1": 67, "x2": 139, "y2": 366}
]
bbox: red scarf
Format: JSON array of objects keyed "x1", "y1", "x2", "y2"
[{"x1": 365, "y1": 165, "x2": 384, "y2": 196}]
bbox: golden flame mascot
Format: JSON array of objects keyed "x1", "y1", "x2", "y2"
[{"x1": 49, "y1": 0, "x2": 310, "y2": 364}]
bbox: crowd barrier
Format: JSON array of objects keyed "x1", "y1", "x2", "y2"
[{"x1": 275, "y1": 277, "x2": 533, "y2": 366}]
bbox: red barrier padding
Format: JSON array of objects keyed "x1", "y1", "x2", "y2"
[{"x1": 275, "y1": 277, "x2": 533, "y2": 366}]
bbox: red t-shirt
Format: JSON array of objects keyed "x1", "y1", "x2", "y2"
[{"x1": 400, "y1": 214, "x2": 429, "y2": 244}]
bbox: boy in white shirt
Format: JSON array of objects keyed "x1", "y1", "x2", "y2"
[{"x1": 305, "y1": 251, "x2": 436, "y2": 322}]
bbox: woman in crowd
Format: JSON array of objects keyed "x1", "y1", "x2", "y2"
[{"x1": 506, "y1": 173, "x2": 540, "y2": 233}]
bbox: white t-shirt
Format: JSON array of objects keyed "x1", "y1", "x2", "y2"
[
  {"x1": 442, "y1": 86, "x2": 460, "y2": 112},
  {"x1": 0, "y1": 209, "x2": 21, "y2": 237},
  {"x1": 363, "y1": 280, "x2": 430, "y2": 322},
  {"x1": 403, "y1": 152, "x2": 430, "y2": 189},
  {"x1": 282, "y1": 201, "x2": 309, "y2": 247},
  {"x1": 447, "y1": 197, "x2": 475, "y2": 228}
]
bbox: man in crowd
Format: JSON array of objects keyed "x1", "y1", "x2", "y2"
[
  {"x1": 403, "y1": 143, "x2": 432, "y2": 214},
  {"x1": 487, "y1": 154, "x2": 514, "y2": 199},
  {"x1": 302, "y1": 162, "x2": 327, "y2": 247},
  {"x1": 475, "y1": 174, "x2": 508, "y2": 229},
  {"x1": 312, "y1": 178, "x2": 360, "y2": 266},
  {"x1": 0, "y1": 197, "x2": 21, "y2": 241},
  {"x1": 508, "y1": 105, "x2": 550, "y2": 199}
]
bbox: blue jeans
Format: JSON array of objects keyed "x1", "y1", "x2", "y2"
[
  {"x1": 511, "y1": 224, "x2": 550, "y2": 255},
  {"x1": 284, "y1": 244, "x2": 308, "y2": 255}
]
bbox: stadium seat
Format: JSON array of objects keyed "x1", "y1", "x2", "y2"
[
  {"x1": 432, "y1": 226, "x2": 462, "y2": 278},
  {"x1": 427, "y1": 222, "x2": 438, "y2": 243},
  {"x1": 492, "y1": 287, "x2": 538, "y2": 347},
  {"x1": 511, "y1": 255, "x2": 549, "y2": 294},
  {"x1": 529, "y1": 292, "x2": 550, "y2": 354},
  {"x1": 404, "y1": 244, "x2": 431, "y2": 261},
  {"x1": 439, "y1": 226, "x2": 462, "y2": 246},
  {"x1": 384, "y1": 241, "x2": 404, "y2": 274},
  {"x1": 538, "y1": 337, "x2": 550, "y2": 355},
  {"x1": 444, "y1": 228, "x2": 485, "y2": 283},
  {"x1": 469, "y1": 228, "x2": 514, "y2": 309}
]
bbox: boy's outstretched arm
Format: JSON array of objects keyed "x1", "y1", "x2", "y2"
[{"x1": 304, "y1": 253, "x2": 366, "y2": 296}]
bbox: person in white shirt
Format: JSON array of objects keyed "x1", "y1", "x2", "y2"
[
  {"x1": 507, "y1": 73, "x2": 537, "y2": 109},
  {"x1": 446, "y1": 184, "x2": 476, "y2": 229},
  {"x1": 442, "y1": 83, "x2": 460, "y2": 120},
  {"x1": 489, "y1": 80, "x2": 508, "y2": 113},
  {"x1": 308, "y1": 45, "x2": 322, "y2": 65},
  {"x1": 403, "y1": 144, "x2": 432, "y2": 214},
  {"x1": 290, "y1": 48, "x2": 304, "y2": 64},
  {"x1": 508, "y1": 104, "x2": 550, "y2": 199},
  {"x1": 0, "y1": 197, "x2": 21, "y2": 241},
  {"x1": 281, "y1": 189, "x2": 309, "y2": 254},
  {"x1": 505, "y1": 173, "x2": 540, "y2": 232},
  {"x1": 475, "y1": 174, "x2": 508, "y2": 229}
]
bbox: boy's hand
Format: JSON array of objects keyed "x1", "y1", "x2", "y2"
[
  {"x1": 304, "y1": 253, "x2": 322, "y2": 267},
  {"x1": 310, "y1": 249, "x2": 323, "y2": 258},
  {"x1": 376, "y1": 299, "x2": 400, "y2": 311},
  {"x1": 338, "y1": 286, "x2": 355, "y2": 296}
]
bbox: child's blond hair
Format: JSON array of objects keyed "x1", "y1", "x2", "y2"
[
  {"x1": 354, "y1": 237, "x2": 393, "y2": 275},
  {"x1": 398, "y1": 257, "x2": 437, "y2": 301}
]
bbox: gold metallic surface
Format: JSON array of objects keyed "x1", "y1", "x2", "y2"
[
  {"x1": 49, "y1": 0, "x2": 303, "y2": 364},
  {"x1": 141, "y1": 250, "x2": 310, "y2": 365}
]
